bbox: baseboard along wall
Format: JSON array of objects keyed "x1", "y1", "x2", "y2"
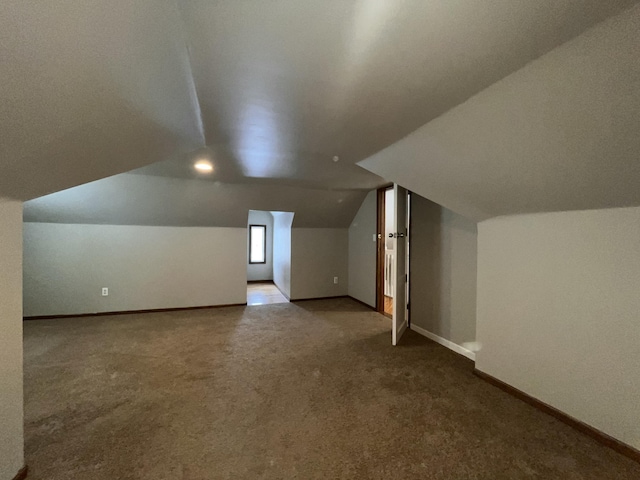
[
  {"x1": 410, "y1": 324, "x2": 476, "y2": 361},
  {"x1": 474, "y1": 369, "x2": 640, "y2": 464},
  {"x1": 23, "y1": 303, "x2": 248, "y2": 320}
]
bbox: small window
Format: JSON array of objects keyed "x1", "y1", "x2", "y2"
[{"x1": 249, "y1": 225, "x2": 266, "y2": 264}]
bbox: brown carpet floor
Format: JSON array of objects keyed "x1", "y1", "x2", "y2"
[{"x1": 24, "y1": 298, "x2": 640, "y2": 479}]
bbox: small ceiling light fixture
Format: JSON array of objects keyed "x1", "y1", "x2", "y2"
[
  {"x1": 194, "y1": 159, "x2": 213, "y2": 174},
  {"x1": 333, "y1": 155, "x2": 339, "y2": 163}
]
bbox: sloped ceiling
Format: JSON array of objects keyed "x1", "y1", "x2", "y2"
[
  {"x1": 359, "y1": 4, "x2": 640, "y2": 222},
  {"x1": 167, "y1": 0, "x2": 635, "y2": 189},
  {"x1": 3, "y1": 1, "x2": 637, "y2": 226},
  {"x1": 23, "y1": 174, "x2": 367, "y2": 228},
  {"x1": 0, "y1": 0, "x2": 204, "y2": 201}
]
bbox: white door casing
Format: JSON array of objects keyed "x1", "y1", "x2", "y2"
[{"x1": 392, "y1": 184, "x2": 408, "y2": 346}]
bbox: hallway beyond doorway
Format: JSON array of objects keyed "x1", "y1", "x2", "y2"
[
  {"x1": 383, "y1": 295, "x2": 393, "y2": 316},
  {"x1": 247, "y1": 282, "x2": 288, "y2": 306}
]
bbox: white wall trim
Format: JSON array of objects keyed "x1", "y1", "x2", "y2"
[{"x1": 410, "y1": 324, "x2": 476, "y2": 361}]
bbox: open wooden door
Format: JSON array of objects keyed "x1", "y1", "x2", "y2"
[{"x1": 392, "y1": 184, "x2": 408, "y2": 346}]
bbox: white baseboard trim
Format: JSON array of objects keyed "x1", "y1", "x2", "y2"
[{"x1": 410, "y1": 324, "x2": 476, "y2": 361}]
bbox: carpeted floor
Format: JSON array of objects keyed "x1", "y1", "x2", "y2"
[{"x1": 23, "y1": 298, "x2": 640, "y2": 479}]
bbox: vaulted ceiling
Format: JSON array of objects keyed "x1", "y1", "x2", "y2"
[
  {"x1": 1, "y1": 0, "x2": 203, "y2": 201},
  {"x1": 359, "y1": 3, "x2": 640, "y2": 221},
  {"x1": 3, "y1": 1, "x2": 638, "y2": 226},
  {"x1": 23, "y1": 174, "x2": 368, "y2": 228}
]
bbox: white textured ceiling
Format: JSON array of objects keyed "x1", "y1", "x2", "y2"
[
  {"x1": 23, "y1": 174, "x2": 367, "y2": 228},
  {"x1": 359, "y1": 4, "x2": 640, "y2": 221},
  {"x1": 137, "y1": 0, "x2": 637, "y2": 189},
  {"x1": 0, "y1": 0, "x2": 204, "y2": 200},
  {"x1": 2, "y1": 0, "x2": 637, "y2": 225}
]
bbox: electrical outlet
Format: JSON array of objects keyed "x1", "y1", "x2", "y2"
[
  {"x1": 333, "y1": 277, "x2": 339, "y2": 284},
  {"x1": 101, "y1": 287, "x2": 109, "y2": 296}
]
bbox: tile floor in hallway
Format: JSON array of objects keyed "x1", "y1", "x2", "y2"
[{"x1": 247, "y1": 281, "x2": 289, "y2": 306}]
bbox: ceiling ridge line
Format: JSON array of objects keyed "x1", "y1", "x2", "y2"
[{"x1": 172, "y1": 0, "x2": 207, "y2": 148}]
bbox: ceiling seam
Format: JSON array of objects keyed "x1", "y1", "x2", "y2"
[{"x1": 172, "y1": 0, "x2": 207, "y2": 147}]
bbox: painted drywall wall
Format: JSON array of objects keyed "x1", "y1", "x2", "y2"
[
  {"x1": 0, "y1": 200, "x2": 24, "y2": 480},
  {"x1": 291, "y1": 229, "x2": 348, "y2": 300},
  {"x1": 247, "y1": 211, "x2": 274, "y2": 281},
  {"x1": 23, "y1": 223, "x2": 247, "y2": 316},
  {"x1": 476, "y1": 206, "x2": 640, "y2": 450},
  {"x1": 348, "y1": 190, "x2": 377, "y2": 307},
  {"x1": 410, "y1": 195, "x2": 477, "y2": 354},
  {"x1": 272, "y1": 212, "x2": 293, "y2": 298}
]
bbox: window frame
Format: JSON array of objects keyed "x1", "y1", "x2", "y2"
[{"x1": 249, "y1": 224, "x2": 267, "y2": 264}]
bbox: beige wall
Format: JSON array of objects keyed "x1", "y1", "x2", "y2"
[
  {"x1": 291, "y1": 229, "x2": 348, "y2": 300},
  {"x1": 272, "y1": 212, "x2": 293, "y2": 298},
  {"x1": 0, "y1": 200, "x2": 24, "y2": 480},
  {"x1": 23, "y1": 221, "x2": 350, "y2": 315},
  {"x1": 247, "y1": 211, "x2": 274, "y2": 281},
  {"x1": 23, "y1": 223, "x2": 247, "y2": 316},
  {"x1": 348, "y1": 190, "x2": 377, "y2": 307},
  {"x1": 476, "y1": 206, "x2": 640, "y2": 450},
  {"x1": 410, "y1": 195, "x2": 477, "y2": 349}
]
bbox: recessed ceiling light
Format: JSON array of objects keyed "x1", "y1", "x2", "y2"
[
  {"x1": 333, "y1": 156, "x2": 339, "y2": 163},
  {"x1": 194, "y1": 160, "x2": 213, "y2": 173}
]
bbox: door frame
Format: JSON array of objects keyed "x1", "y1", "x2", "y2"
[
  {"x1": 391, "y1": 184, "x2": 409, "y2": 345},
  {"x1": 375, "y1": 184, "x2": 393, "y2": 316},
  {"x1": 406, "y1": 191, "x2": 412, "y2": 328},
  {"x1": 376, "y1": 184, "x2": 412, "y2": 322}
]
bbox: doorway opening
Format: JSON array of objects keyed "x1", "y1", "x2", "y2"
[
  {"x1": 376, "y1": 185, "x2": 411, "y2": 345},
  {"x1": 246, "y1": 210, "x2": 290, "y2": 306},
  {"x1": 383, "y1": 187, "x2": 395, "y2": 316}
]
